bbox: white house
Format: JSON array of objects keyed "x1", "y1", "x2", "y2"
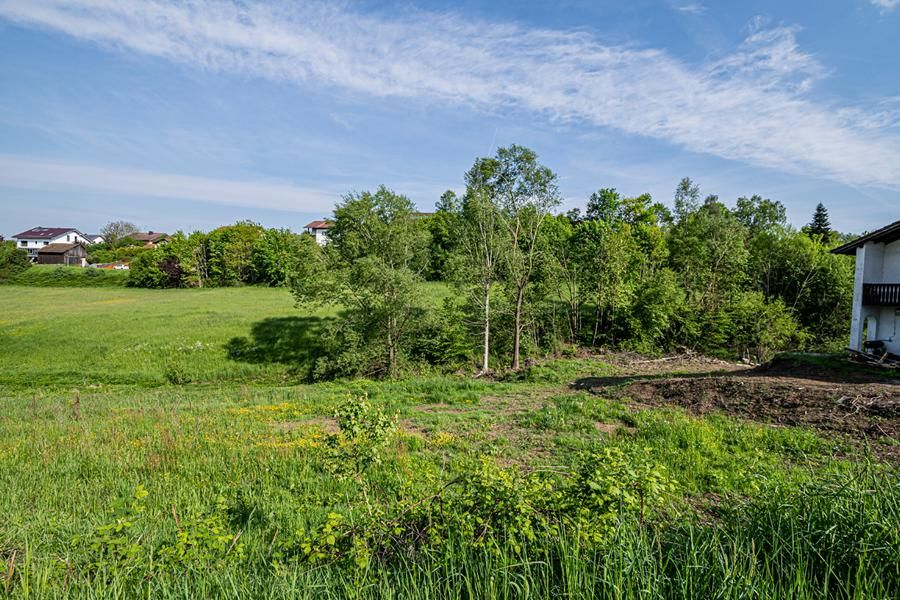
[
  {"x1": 833, "y1": 219, "x2": 900, "y2": 356},
  {"x1": 304, "y1": 220, "x2": 331, "y2": 246},
  {"x1": 12, "y1": 227, "x2": 95, "y2": 262}
]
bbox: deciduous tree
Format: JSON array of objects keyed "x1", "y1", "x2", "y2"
[
  {"x1": 470, "y1": 145, "x2": 560, "y2": 370},
  {"x1": 292, "y1": 186, "x2": 429, "y2": 379},
  {"x1": 100, "y1": 220, "x2": 140, "y2": 246}
]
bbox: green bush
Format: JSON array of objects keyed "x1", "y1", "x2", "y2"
[
  {"x1": 4, "y1": 265, "x2": 129, "y2": 287},
  {"x1": 128, "y1": 250, "x2": 183, "y2": 288},
  {"x1": 728, "y1": 290, "x2": 805, "y2": 362},
  {"x1": 0, "y1": 240, "x2": 30, "y2": 281}
]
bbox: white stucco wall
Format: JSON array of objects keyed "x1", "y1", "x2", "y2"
[
  {"x1": 883, "y1": 242, "x2": 900, "y2": 282},
  {"x1": 849, "y1": 239, "x2": 900, "y2": 354}
]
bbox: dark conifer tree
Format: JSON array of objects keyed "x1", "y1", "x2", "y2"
[{"x1": 806, "y1": 203, "x2": 832, "y2": 243}]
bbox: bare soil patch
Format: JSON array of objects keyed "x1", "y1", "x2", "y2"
[
  {"x1": 578, "y1": 355, "x2": 900, "y2": 461},
  {"x1": 596, "y1": 350, "x2": 745, "y2": 377},
  {"x1": 594, "y1": 421, "x2": 636, "y2": 436}
]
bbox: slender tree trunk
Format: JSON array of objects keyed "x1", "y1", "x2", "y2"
[
  {"x1": 512, "y1": 284, "x2": 525, "y2": 370},
  {"x1": 387, "y1": 316, "x2": 396, "y2": 379},
  {"x1": 481, "y1": 282, "x2": 491, "y2": 374},
  {"x1": 569, "y1": 270, "x2": 579, "y2": 344},
  {"x1": 592, "y1": 299, "x2": 602, "y2": 347}
]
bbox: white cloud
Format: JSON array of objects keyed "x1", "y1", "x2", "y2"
[
  {"x1": 676, "y1": 3, "x2": 707, "y2": 15},
  {"x1": 0, "y1": 1, "x2": 899, "y2": 190},
  {"x1": 870, "y1": 1, "x2": 899, "y2": 11},
  {"x1": 0, "y1": 153, "x2": 339, "y2": 213}
]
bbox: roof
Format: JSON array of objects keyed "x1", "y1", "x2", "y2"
[
  {"x1": 130, "y1": 232, "x2": 168, "y2": 242},
  {"x1": 38, "y1": 242, "x2": 83, "y2": 254},
  {"x1": 304, "y1": 220, "x2": 331, "y2": 229},
  {"x1": 832, "y1": 219, "x2": 900, "y2": 256},
  {"x1": 13, "y1": 227, "x2": 83, "y2": 240}
]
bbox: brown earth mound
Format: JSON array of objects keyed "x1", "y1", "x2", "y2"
[{"x1": 577, "y1": 355, "x2": 900, "y2": 461}]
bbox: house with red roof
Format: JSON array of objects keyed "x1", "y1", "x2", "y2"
[
  {"x1": 304, "y1": 220, "x2": 331, "y2": 246},
  {"x1": 12, "y1": 227, "x2": 95, "y2": 262}
]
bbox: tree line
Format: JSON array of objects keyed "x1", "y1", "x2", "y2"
[
  {"x1": 2, "y1": 143, "x2": 852, "y2": 378},
  {"x1": 287, "y1": 145, "x2": 854, "y2": 379},
  {"x1": 128, "y1": 222, "x2": 318, "y2": 288}
]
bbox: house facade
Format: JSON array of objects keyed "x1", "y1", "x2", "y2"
[
  {"x1": 833, "y1": 220, "x2": 900, "y2": 356},
  {"x1": 304, "y1": 220, "x2": 331, "y2": 246},
  {"x1": 12, "y1": 227, "x2": 94, "y2": 261},
  {"x1": 37, "y1": 242, "x2": 87, "y2": 266}
]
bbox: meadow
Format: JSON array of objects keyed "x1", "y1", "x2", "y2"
[{"x1": 0, "y1": 285, "x2": 897, "y2": 598}]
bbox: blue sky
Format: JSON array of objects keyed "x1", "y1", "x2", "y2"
[{"x1": 0, "y1": 0, "x2": 898, "y2": 237}]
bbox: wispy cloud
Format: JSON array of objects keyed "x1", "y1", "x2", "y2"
[
  {"x1": 676, "y1": 3, "x2": 707, "y2": 15},
  {"x1": 870, "y1": 0, "x2": 899, "y2": 11},
  {"x1": 0, "y1": 153, "x2": 339, "y2": 213},
  {"x1": 0, "y1": 1, "x2": 899, "y2": 190}
]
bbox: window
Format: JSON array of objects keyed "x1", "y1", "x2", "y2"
[
  {"x1": 66, "y1": 235, "x2": 70, "y2": 241},
  {"x1": 20, "y1": 241, "x2": 26, "y2": 246},
  {"x1": 44, "y1": 242, "x2": 48, "y2": 245}
]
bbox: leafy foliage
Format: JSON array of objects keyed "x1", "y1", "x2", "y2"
[
  {"x1": 292, "y1": 186, "x2": 431, "y2": 378},
  {"x1": 99, "y1": 220, "x2": 140, "y2": 246},
  {"x1": 126, "y1": 223, "x2": 316, "y2": 289},
  {"x1": 0, "y1": 241, "x2": 31, "y2": 281}
]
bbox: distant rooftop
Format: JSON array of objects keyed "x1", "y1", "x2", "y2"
[
  {"x1": 130, "y1": 232, "x2": 169, "y2": 242},
  {"x1": 38, "y1": 242, "x2": 83, "y2": 254},
  {"x1": 13, "y1": 227, "x2": 83, "y2": 239}
]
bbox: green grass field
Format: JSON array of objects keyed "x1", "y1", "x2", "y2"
[
  {"x1": 0, "y1": 285, "x2": 326, "y2": 388},
  {"x1": 0, "y1": 286, "x2": 897, "y2": 598}
]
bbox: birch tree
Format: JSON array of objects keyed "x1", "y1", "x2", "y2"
[
  {"x1": 454, "y1": 179, "x2": 506, "y2": 374},
  {"x1": 468, "y1": 146, "x2": 560, "y2": 370}
]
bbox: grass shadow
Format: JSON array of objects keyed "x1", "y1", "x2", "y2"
[
  {"x1": 571, "y1": 370, "x2": 745, "y2": 391},
  {"x1": 225, "y1": 316, "x2": 331, "y2": 374}
]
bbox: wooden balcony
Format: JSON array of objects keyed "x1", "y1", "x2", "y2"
[{"x1": 862, "y1": 283, "x2": 900, "y2": 306}]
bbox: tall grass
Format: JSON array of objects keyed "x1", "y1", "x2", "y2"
[{"x1": 6, "y1": 468, "x2": 897, "y2": 598}]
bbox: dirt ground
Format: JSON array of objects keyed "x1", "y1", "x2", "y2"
[{"x1": 576, "y1": 354, "x2": 900, "y2": 462}]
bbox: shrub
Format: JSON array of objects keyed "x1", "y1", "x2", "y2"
[
  {"x1": 128, "y1": 250, "x2": 183, "y2": 288},
  {"x1": 728, "y1": 290, "x2": 804, "y2": 362},
  {"x1": 409, "y1": 298, "x2": 471, "y2": 369},
  {"x1": 0, "y1": 241, "x2": 30, "y2": 281},
  {"x1": 4, "y1": 265, "x2": 129, "y2": 287}
]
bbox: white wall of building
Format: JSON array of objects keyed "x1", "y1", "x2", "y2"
[
  {"x1": 849, "y1": 239, "x2": 900, "y2": 355},
  {"x1": 14, "y1": 231, "x2": 91, "y2": 260},
  {"x1": 883, "y1": 242, "x2": 900, "y2": 282}
]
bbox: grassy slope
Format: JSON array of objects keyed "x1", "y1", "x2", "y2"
[
  {"x1": 0, "y1": 285, "x2": 332, "y2": 387},
  {"x1": 0, "y1": 286, "x2": 896, "y2": 598}
]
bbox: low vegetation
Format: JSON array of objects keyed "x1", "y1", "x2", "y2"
[
  {"x1": 0, "y1": 286, "x2": 897, "y2": 598},
  {"x1": 1, "y1": 264, "x2": 130, "y2": 288}
]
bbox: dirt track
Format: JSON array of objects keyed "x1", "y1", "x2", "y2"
[{"x1": 576, "y1": 355, "x2": 900, "y2": 461}]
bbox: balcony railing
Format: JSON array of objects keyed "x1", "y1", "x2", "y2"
[{"x1": 862, "y1": 283, "x2": 900, "y2": 306}]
